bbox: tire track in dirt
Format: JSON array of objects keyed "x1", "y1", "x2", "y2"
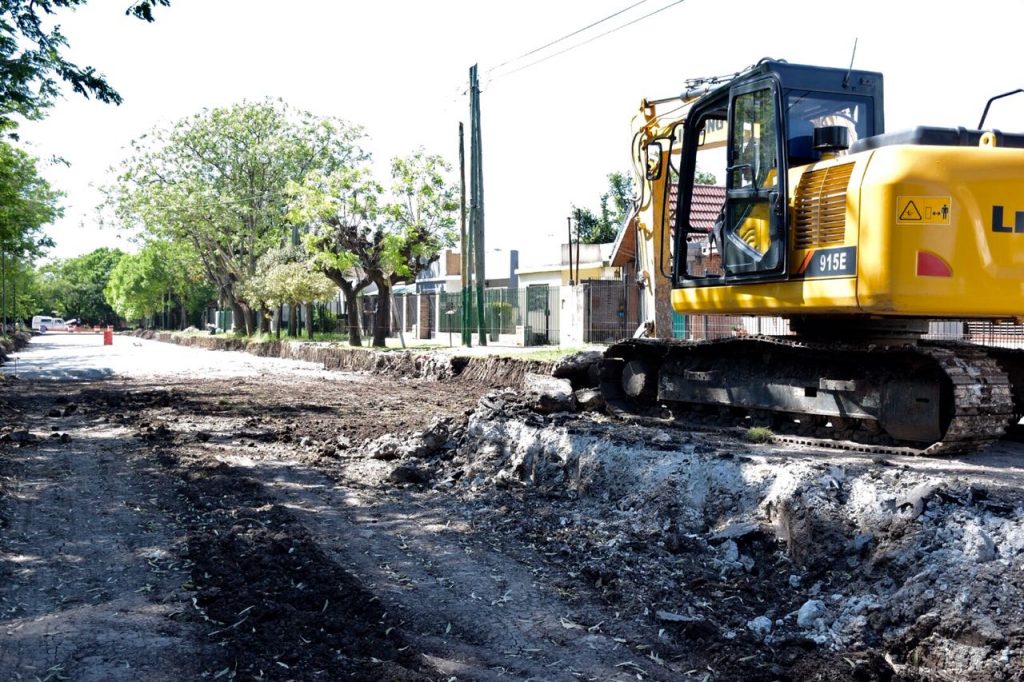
[
  {"x1": 182, "y1": 449, "x2": 688, "y2": 681},
  {"x1": 0, "y1": 387, "x2": 216, "y2": 681}
]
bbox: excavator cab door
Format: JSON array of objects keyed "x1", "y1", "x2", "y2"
[{"x1": 721, "y1": 79, "x2": 787, "y2": 280}]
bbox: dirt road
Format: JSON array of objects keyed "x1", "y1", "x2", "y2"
[{"x1": 2, "y1": 334, "x2": 1024, "y2": 680}]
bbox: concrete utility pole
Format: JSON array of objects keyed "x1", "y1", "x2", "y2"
[
  {"x1": 567, "y1": 216, "x2": 574, "y2": 286},
  {"x1": 459, "y1": 122, "x2": 471, "y2": 346},
  {"x1": 1, "y1": 248, "x2": 6, "y2": 334},
  {"x1": 469, "y1": 64, "x2": 487, "y2": 345}
]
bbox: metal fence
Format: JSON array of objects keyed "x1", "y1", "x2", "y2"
[
  {"x1": 437, "y1": 286, "x2": 562, "y2": 346},
  {"x1": 216, "y1": 288, "x2": 1024, "y2": 352},
  {"x1": 582, "y1": 280, "x2": 643, "y2": 344}
]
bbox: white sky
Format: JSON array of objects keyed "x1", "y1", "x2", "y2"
[{"x1": 16, "y1": 0, "x2": 1024, "y2": 266}]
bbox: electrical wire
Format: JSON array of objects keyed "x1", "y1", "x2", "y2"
[
  {"x1": 488, "y1": 0, "x2": 687, "y2": 82},
  {"x1": 485, "y1": 0, "x2": 651, "y2": 75}
]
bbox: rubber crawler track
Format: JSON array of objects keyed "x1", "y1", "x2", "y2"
[{"x1": 601, "y1": 336, "x2": 1022, "y2": 456}]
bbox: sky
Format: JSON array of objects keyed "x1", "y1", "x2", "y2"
[{"x1": 16, "y1": 0, "x2": 1024, "y2": 267}]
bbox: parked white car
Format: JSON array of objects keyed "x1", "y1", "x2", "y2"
[{"x1": 31, "y1": 315, "x2": 69, "y2": 333}]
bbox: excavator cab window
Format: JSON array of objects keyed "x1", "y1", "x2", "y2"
[
  {"x1": 721, "y1": 80, "x2": 786, "y2": 278},
  {"x1": 785, "y1": 91, "x2": 870, "y2": 167},
  {"x1": 673, "y1": 77, "x2": 788, "y2": 285}
]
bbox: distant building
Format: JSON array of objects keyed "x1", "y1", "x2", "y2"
[
  {"x1": 515, "y1": 242, "x2": 620, "y2": 288},
  {"x1": 418, "y1": 248, "x2": 520, "y2": 293}
]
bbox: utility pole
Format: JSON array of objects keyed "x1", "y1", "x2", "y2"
[
  {"x1": 469, "y1": 64, "x2": 487, "y2": 345},
  {"x1": 1, "y1": 247, "x2": 6, "y2": 335},
  {"x1": 11, "y1": 257, "x2": 16, "y2": 331},
  {"x1": 459, "y1": 122, "x2": 471, "y2": 346},
  {"x1": 567, "y1": 216, "x2": 574, "y2": 286},
  {"x1": 575, "y1": 221, "x2": 581, "y2": 285}
]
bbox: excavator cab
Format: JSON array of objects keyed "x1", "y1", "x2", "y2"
[{"x1": 672, "y1": 60, "x2": 884, "y2": 285}]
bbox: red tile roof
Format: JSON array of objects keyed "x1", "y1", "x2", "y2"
[
  {"x1": 611, "y1": 184, "x2": 726, "y2": 267},
  {"x1": 672, "y1": 183, "x2": 726, "y2": 233}
]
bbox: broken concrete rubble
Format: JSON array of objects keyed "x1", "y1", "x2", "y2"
[
  {"x1": 523, "y1": 372, "x2": 574, "y2": 414},
  {"x1": 438, "y1": 387, "x2": 1024, "y2": 680},
  {"x1": 797, "y1": 599, "x2": 827, "y2": 628},
  {"x1": 551, "y1": 349, "x2": 603, "y2": 386},
  {"x1": 19, "y1": 334, "x2": 1024, "y2": 681},
  {"x1": 573, "y1": 387, "x2": 605, "y2": 412}
]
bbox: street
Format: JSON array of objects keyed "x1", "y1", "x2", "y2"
[{"x1": 1, "y1": 334, "x2": 1023, "y2": 681}]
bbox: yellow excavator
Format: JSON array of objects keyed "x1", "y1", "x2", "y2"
[{"x1": 602, "y1": 59, "x2": 1024, "y2": 453}]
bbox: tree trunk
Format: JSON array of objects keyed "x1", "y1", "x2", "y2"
[
  {"x1": 178, "y1": 296, "x2": 188, "y2": 330},
  {"x1": 288, "y1": 304, "x2": 297, "y2": 337},
  {"x1": 272, "y1": 305, "x2": 281, "y2": 339},
  {"x1": 333, "y1": 279, "x2": 362, "y2": 346},
  {"x1": 243, "y1": 305, "x2": 256, "y2": 336},
  {"x1": 259, "y1": 307, "x2": 270, "y2": 334},
  {"x1": 371, "y1": 276, "x2": 390, "y2": 348},
  {"x1": 230, "y1": 299, "x2": 246, "y2": 334},
  {"x1": 343, "y1": 284, "x2": 362, "y2": 346},
  {"x1": 304, "y1": 302, "x2": 314, "y2": 340}
]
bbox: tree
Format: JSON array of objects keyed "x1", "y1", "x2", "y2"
[
  {"x1": 36, "y1": 247, "x2": 123, "y2": 323},
  {"x1": 573, "y1": 171, "x2": 635, "y2": 244},
  {"x1": 295, "y1": 150, "x2": 458, "y2": 347},
  {"x1": 0, "y1": 257, "x2": 44, "y2": 327},
  {"x1": 372, "y1": 151, "x2": 459, "y2": 346},
  {"x1": 571, "y1": 205, "x2": 613, "y2": 245},
  {"x1": 0, "y1": 140, "x2": 61, "y2": 326},
  {"x1": 291, "y1": 166, "x2": 381, "y2": 347},
  {"x1": 239, "y1": 245, "x2": 335, "y2": 340},
  {"x1": 0, "y1": 140, "x2": 61, "y2": 253},
  {"x1": 106, "y1": 99, "x2": 366, "y2": 335},
  {"x1": 0, "y1": 1, "x2": 168, "y2": 127},
  {"x1": 695, "y1": 169, "x2": 718, "y2": 185},
  {"x1": 104, "y1": 239, "x2": 212, "y2": 328}
]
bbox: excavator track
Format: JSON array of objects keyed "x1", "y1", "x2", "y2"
[{"x1": 599, "y1": 336, "x2": 1023, "y2": 455}]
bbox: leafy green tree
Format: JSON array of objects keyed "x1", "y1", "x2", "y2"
[
  {"x1": 373, "y1": 151, "x2": 458, "y2": 345},
  {"x1": 0, "y1": 140, "x2": 60, "y2": 253},
  {"x1": 106, "y1": 99, "x2": 366, "y2": 335},
  {"x1": 695, "y1": 169, "x2": 718, "y2": 185},
  {"x1": 573, "y1": 171, "x2": 635, "y2": 244},
  {"x1": 239, "y1": 244, "x2": 335, "y2": 340},
  {"x1": 104, "y1": 239, "x2": 212, "y2": 328},
  {"x1": 570, "y1": 205, "x2": 612, "y2": 244},
  {"x1": 2, "y1": 258, "x2": 43, "y2": 327},
  {"x1": 294, "y1": 150, "x2": 457, "y2": 347},
  {"x1": 0, "y1": 1, "x2": 167, "y2": 127},
  {"x1": 291, "y1": 165, "x2": 379, "y2": 346},
  {"x1": 36, "y1": 247, "x2": 123, "y2": 323},
  {"x1": 243, "y1": 261, "x2": 335, "y2": 341},
  {"x1": 0, "y1": 139, "x2": 61, "y2": 327}
]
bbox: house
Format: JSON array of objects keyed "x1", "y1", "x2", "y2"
[
  {"x1": 509, "y1": 241, "x2": 643, "y2": 346},
  {"x1": 608, "y1": 184, "x2": 727, "y2": 338},
  {"x1": 609, "y1": 183, "x2": 726, "y2": 282},
  {"x1": 515, "y1": 242, "x2": 619, "y2": 288},
  {"x1": 431, "y1": 248, "x2": 520, "y2": 293}
]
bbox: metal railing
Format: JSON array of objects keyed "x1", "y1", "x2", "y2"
[{"x1": 438, "y1": 286, "x2": 561, "y2": 346}]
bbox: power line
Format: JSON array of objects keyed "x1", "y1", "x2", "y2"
[
  {"x1": 489, "y1": 0, "x2": 687, "y2": 82},
  {"x1": 486, "y1": 0, "x2": 651, "y2": 75}
]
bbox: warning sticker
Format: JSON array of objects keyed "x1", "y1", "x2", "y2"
[{"x1": 896, "y1": 196, "x2": 952, "y2": 225}]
